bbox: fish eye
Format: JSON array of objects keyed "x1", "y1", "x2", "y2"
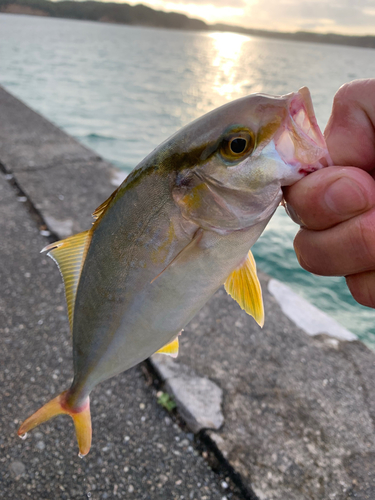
[
  {"x1": 230, "y1": 137, "x2": 247, "y2": 154},
  {"x1": 220, "y1": 130, "x2": 254, "y2": 161}
]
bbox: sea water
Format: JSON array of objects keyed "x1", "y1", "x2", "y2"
[{"x1": 1, "y1": 13, "x2": 375, "y2": 348}]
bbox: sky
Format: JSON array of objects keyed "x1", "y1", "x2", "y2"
[{"x1": 125, "y1": 0, "x2": 375, "y2": 35}]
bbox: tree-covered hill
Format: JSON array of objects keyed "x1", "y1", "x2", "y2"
[{"x1": 0, "y1": 0, "x2": 207, "y2": 30}]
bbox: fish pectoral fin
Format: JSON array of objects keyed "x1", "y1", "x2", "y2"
[
  {"x1": 150, "y1": 228, "x2": 203, "y2": 284},
  {"x1": 156, "y1": 336, "x2": 179, "y2": 358},
  {"x1": 224, "y1": 250, "x2": 264, "y2": 327},
  {"x1": 42, "y1": 230, "x2": 92, "y2": 331}
]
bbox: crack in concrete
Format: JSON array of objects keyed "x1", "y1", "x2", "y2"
[
  {"x1": 200, "y1": 431, "x2": 260, "y2": 500},
  {"x1": 0, "y1": 160, "x2": 58, "y2": 244},
  {"x1": 145, "y1": 358, "x2": 259, "y2": 500}
]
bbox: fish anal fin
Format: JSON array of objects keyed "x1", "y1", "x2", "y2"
[
  {"x1": 42, "y1": 230, "x2": 92, "y2": 331},
  {"x1": 224, "y1": 250, "x2": 264, "y2": 327},
  {"x1": 156, "y1": 336, "x2": 180, "y2": 358}
]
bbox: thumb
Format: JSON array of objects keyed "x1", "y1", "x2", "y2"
[{"x1": 325, "y1": 79, "x2": 375, "y2": 172}]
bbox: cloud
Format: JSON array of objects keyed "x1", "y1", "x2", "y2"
[
  {"x1": 164, "y1": 0, "x2": 247, "y2": 6},
  {"x1": 240, "y1": 0, "x2": 375, "y2": 33},
  {"x1": 148, "y1": 0, "x2": 245, "y2": 24},
  {"x1": 130, "y1": 0, "x2": 375, "y2": 34}
]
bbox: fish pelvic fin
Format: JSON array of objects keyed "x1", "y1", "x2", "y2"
[
  {"x1": 42, "y1": 230, "x2": 92, "y2": 331},
  {"x1": 18, "y1": 391, "x2": 92, "y2": 456},
  {"x1": 224, "y1": 250, "x2": 264, "y2": 327},
  {"x1": 156, "y1": 335, "x2": 180, "y2": 358}
]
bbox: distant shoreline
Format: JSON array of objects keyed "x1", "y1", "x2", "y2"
[{"x1": 1, "y1": 0, "x2": 375, "y2": 50}]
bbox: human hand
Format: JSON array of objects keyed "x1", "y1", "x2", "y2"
[{"x1": 284, "y1": 79, "x2": 375, "y2": 308}]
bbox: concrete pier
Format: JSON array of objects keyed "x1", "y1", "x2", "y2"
[{"x1": 1, "y1": 86, "x2": 374, "y2": 500}]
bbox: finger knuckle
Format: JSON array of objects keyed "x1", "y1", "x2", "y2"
[{"x1": 355, "y1": 214, "x2": 375, "y2": 267}]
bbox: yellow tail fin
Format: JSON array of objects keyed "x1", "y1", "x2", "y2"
[{"x1": 18, "y1": 391, "x2": 92, "y2": 456}]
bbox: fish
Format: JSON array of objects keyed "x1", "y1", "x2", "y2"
[{"x1": 18, "y1": 87, "x2": 331, "y2": 456}]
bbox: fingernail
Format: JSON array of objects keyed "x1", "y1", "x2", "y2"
[{"x1": 324, "y1": 177, "x2": 367, "y2": 215}]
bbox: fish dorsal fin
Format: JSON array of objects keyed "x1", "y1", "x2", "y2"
[
  {"x1": 224, "y1": 250, "x2": 264, "y2": 327},
  {"x1": 92, "y1": 186, "x2": 120, "y2": 221},
  {"x1": 42, "y1": 230, "x2": 92, "y2": 331},
  {"x1": 156, "y1": 336, "x2": 179, "y2": 358}
]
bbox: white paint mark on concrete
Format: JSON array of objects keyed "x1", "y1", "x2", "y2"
[
  {"x1": 268, "y1": 279, "x2": 357, "y2": 341},
  {"x1": 151, "y1": 354, "x2": 224, "y2": 433}
]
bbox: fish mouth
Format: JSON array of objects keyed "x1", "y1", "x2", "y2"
[{"x1": 274, "y1": 87, "x2": 332, "y2": 180}]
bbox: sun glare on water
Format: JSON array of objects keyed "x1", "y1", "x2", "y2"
[{"x1": 208, "y1": 31, "x2": 251, "y2": 99}]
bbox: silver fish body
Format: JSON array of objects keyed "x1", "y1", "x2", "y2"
[
  {"x1": 70, "y1": 184, "x2": 270, "y2": 404},
  {"x1": 19, "y1": 88, "x2": 331, "y2": 454}
]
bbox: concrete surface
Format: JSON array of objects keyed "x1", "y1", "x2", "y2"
[
  {"x1": 15, "y1": 159, "x2": 120, "y2": 239},
  {"x1": 1, "y1": 84, "x2": 375, "y2": 500},
  {"x1": 0, "y1": 86, "x2": 99, "y2": 172},
  {"x1": 154, "y1": 285, "x2": 375, "y2": 500}
]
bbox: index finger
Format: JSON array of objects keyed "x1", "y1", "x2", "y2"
[{"x1": 325, "y1": 79, "x2": 375, "y2": 172}]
